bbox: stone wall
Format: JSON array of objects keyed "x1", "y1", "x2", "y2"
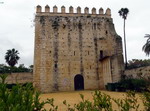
[
  {"x1": 33, "y1": 5, "x2": 124, "y2": 93},
  {"x1": 5, "y1": 73, "x2": 33, "y2": 84},
  {"x1": 124, "y1": 66, "x2": 150, "y2": 79}
]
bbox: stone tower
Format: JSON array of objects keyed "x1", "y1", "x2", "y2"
[{"x1": 33, "y1": 5, "x2": 124, "y2": 93}]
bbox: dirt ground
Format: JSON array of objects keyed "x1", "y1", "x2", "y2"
[{"x1": 40, "y1": 90, "x2": 144, "y2": 111}]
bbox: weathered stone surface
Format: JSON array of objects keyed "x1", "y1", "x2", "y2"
[
  {"x1": 125, "y1": 66, "x2": 150, "y2": 79},
  {"x1": 5, "y1": 73, "x2": 33, "y2": 84},
  {"x1": 33, "y1": 6, "x2": 124, "y2": 93}
]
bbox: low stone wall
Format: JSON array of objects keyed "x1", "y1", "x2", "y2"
[
  {"x1": 2, "y1": 66, "x2": 150, "y2": 85},
  {"x1": 124, "y1": 66, "x2": 150, "y2": 79},
  {"x1": 4, "y1": 72, "x2": 33, "y2": 84}
]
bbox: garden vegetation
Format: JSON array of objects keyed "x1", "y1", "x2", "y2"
[{"x1": 0, "y1": 75, "x2": 150, "y2": 111}]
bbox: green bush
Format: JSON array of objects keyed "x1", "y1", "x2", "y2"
[
  {"x1": 0, "y1": 74, "x2": 58, "y2": 111},
  {"x1": 1, "y1": 74, "x2": 150, "y2": 111},
  {"x1": 113, "y1": 91, "x2": 140, "y2": 111},
  {"x1": 63, "y1": 90, "x2": 147, "y2": 111},
  {"x1": 63, "y1": 91, "x2": 113, "y2": 111},
  {"x1": 105, "y1": 83, "x2": 116, "y2": 91},
  {"x1": 114, "y1": 78, "x2": 149, "y2": 92},
  {"x1": 141, "y1": 92, "x2": 150, "y2": 111}
]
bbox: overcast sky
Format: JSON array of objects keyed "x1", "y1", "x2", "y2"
[{"x1": 0, "y1": 0, "x2": 150, "y2": 66}]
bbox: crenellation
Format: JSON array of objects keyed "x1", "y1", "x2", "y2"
[
  {"x1": 77, "y1": 6, "x2": 81, "y2": 14},
  {"x1": 36, "y1": 5, "x2": 42, "y2": 13},
  {"x1": 69, "y1": 6, "x2": 74, "y2": 13},
  {"x1": 105, "y1": 8, "x2": 111, "y2": 16},
  {"x1": 61, "y1": 6, "x2": 65, "y2": 13},
  {"x1": 53, "y1": 5, "x2": 58, "y2": 13},
  {"x1": 45, "y1": 5, "x2": 50, "y2": 12},
  {"x1": 99, "y1": 8, "x2": 104, "y2": 14},
  {"x1": 92, "y1": 7, "x2": 96, "y2": 14},
  {"x1": 36, "y1": 5, "x2": 111, "y2": 18},
  {"x1": 84, "y1": 7, "x2": 89, "y2": 14}
]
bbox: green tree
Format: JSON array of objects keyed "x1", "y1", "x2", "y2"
[
  {"x1": 128, "y1": 59, "x2": 150, "y2": 69},
  {"x1": 29, "y1": 65, "x2": 33, "y2": 72},
  {"x1": 142, "y1": 34, "x2": 150, "y2": 56},
  {"x1": 5, "y1": 48, "x2": 20, "y2": 67},
  {"x1": 118, "y1": 8, "x2": 129, "y2": 69}
]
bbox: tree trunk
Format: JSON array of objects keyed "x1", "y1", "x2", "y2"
[{"x1": 124, "y1": 19, "x2": 128, "y2": 69}]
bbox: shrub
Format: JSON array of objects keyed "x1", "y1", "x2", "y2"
[
  {"x1": 63, "y1": 91, "x2": 113, "y2": 111},
  {"x1": 0, "y1": 74, "x2": 58, "y2": 111},
  {"x1": 63, "y1": 90, "x2": 146, "y2": 111},
  {"x1": 115, "y1": 78, "x2": 149, "y2": 92},
  {"x1": 141, "y1": 92, "x2": 150, "y2": 111},
  {"x1": 113, "y1": 91, "x2": 140, "y2": 111},
  {"x1": 1, "y1": 74, "x2": 150, "y2": 111}
]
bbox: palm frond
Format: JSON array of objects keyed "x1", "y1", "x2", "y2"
[
  {"x1": 144, "y1": 34, "x2": 150, "y2": 38},
  {"x1": 5, "y1": 48, "x2": 20, "y2": 67},
  {"x1": 124, "y1": 8, "x2": 129, "y2": 14},
  {"x1": 118, "y1": 8, "x2": 129, "y2": 20},
  {"x1": 143, "y1": 35, "x2": 150, "y2": 56}
]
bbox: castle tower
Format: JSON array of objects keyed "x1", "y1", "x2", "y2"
[{"x1": 33, "y1": 5, "x2": 124, "y2": 93}]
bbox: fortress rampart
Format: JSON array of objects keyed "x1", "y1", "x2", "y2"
[
  {"x1": 36, "y1": 5, "x2": 111, "y2": 18},
  {"x1": 33, "y1": 5, "x2": 124, "y2": 93}
]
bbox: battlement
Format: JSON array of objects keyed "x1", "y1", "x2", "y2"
[{"x1": 36, "y1": 5, "x2": 111, "y2": 17}]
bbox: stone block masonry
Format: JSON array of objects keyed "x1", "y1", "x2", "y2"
[
  {"x1": 125, "y1": 66, "x2": 150, "y2": 79},
  {"x1": 4, "y1": 73, "x2": 33, "y2": 84},
  {"x1": 33, "y1": 5, "x2": 124, "y2": 93}
]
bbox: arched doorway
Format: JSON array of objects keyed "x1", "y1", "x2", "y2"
[{"x1": 74, "y1": 74, "x2": 84, "y2": 90}]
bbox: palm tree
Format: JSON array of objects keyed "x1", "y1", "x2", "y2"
[
  {"x1": 118, "y1": 8, "x2": 129, "y2": 69},
  {"x1": 142, "y1": 34, "x2": 150, "y2": 56},
  {"x1": 5, "y1": 48, "x2": 20, "y2": 67}
]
